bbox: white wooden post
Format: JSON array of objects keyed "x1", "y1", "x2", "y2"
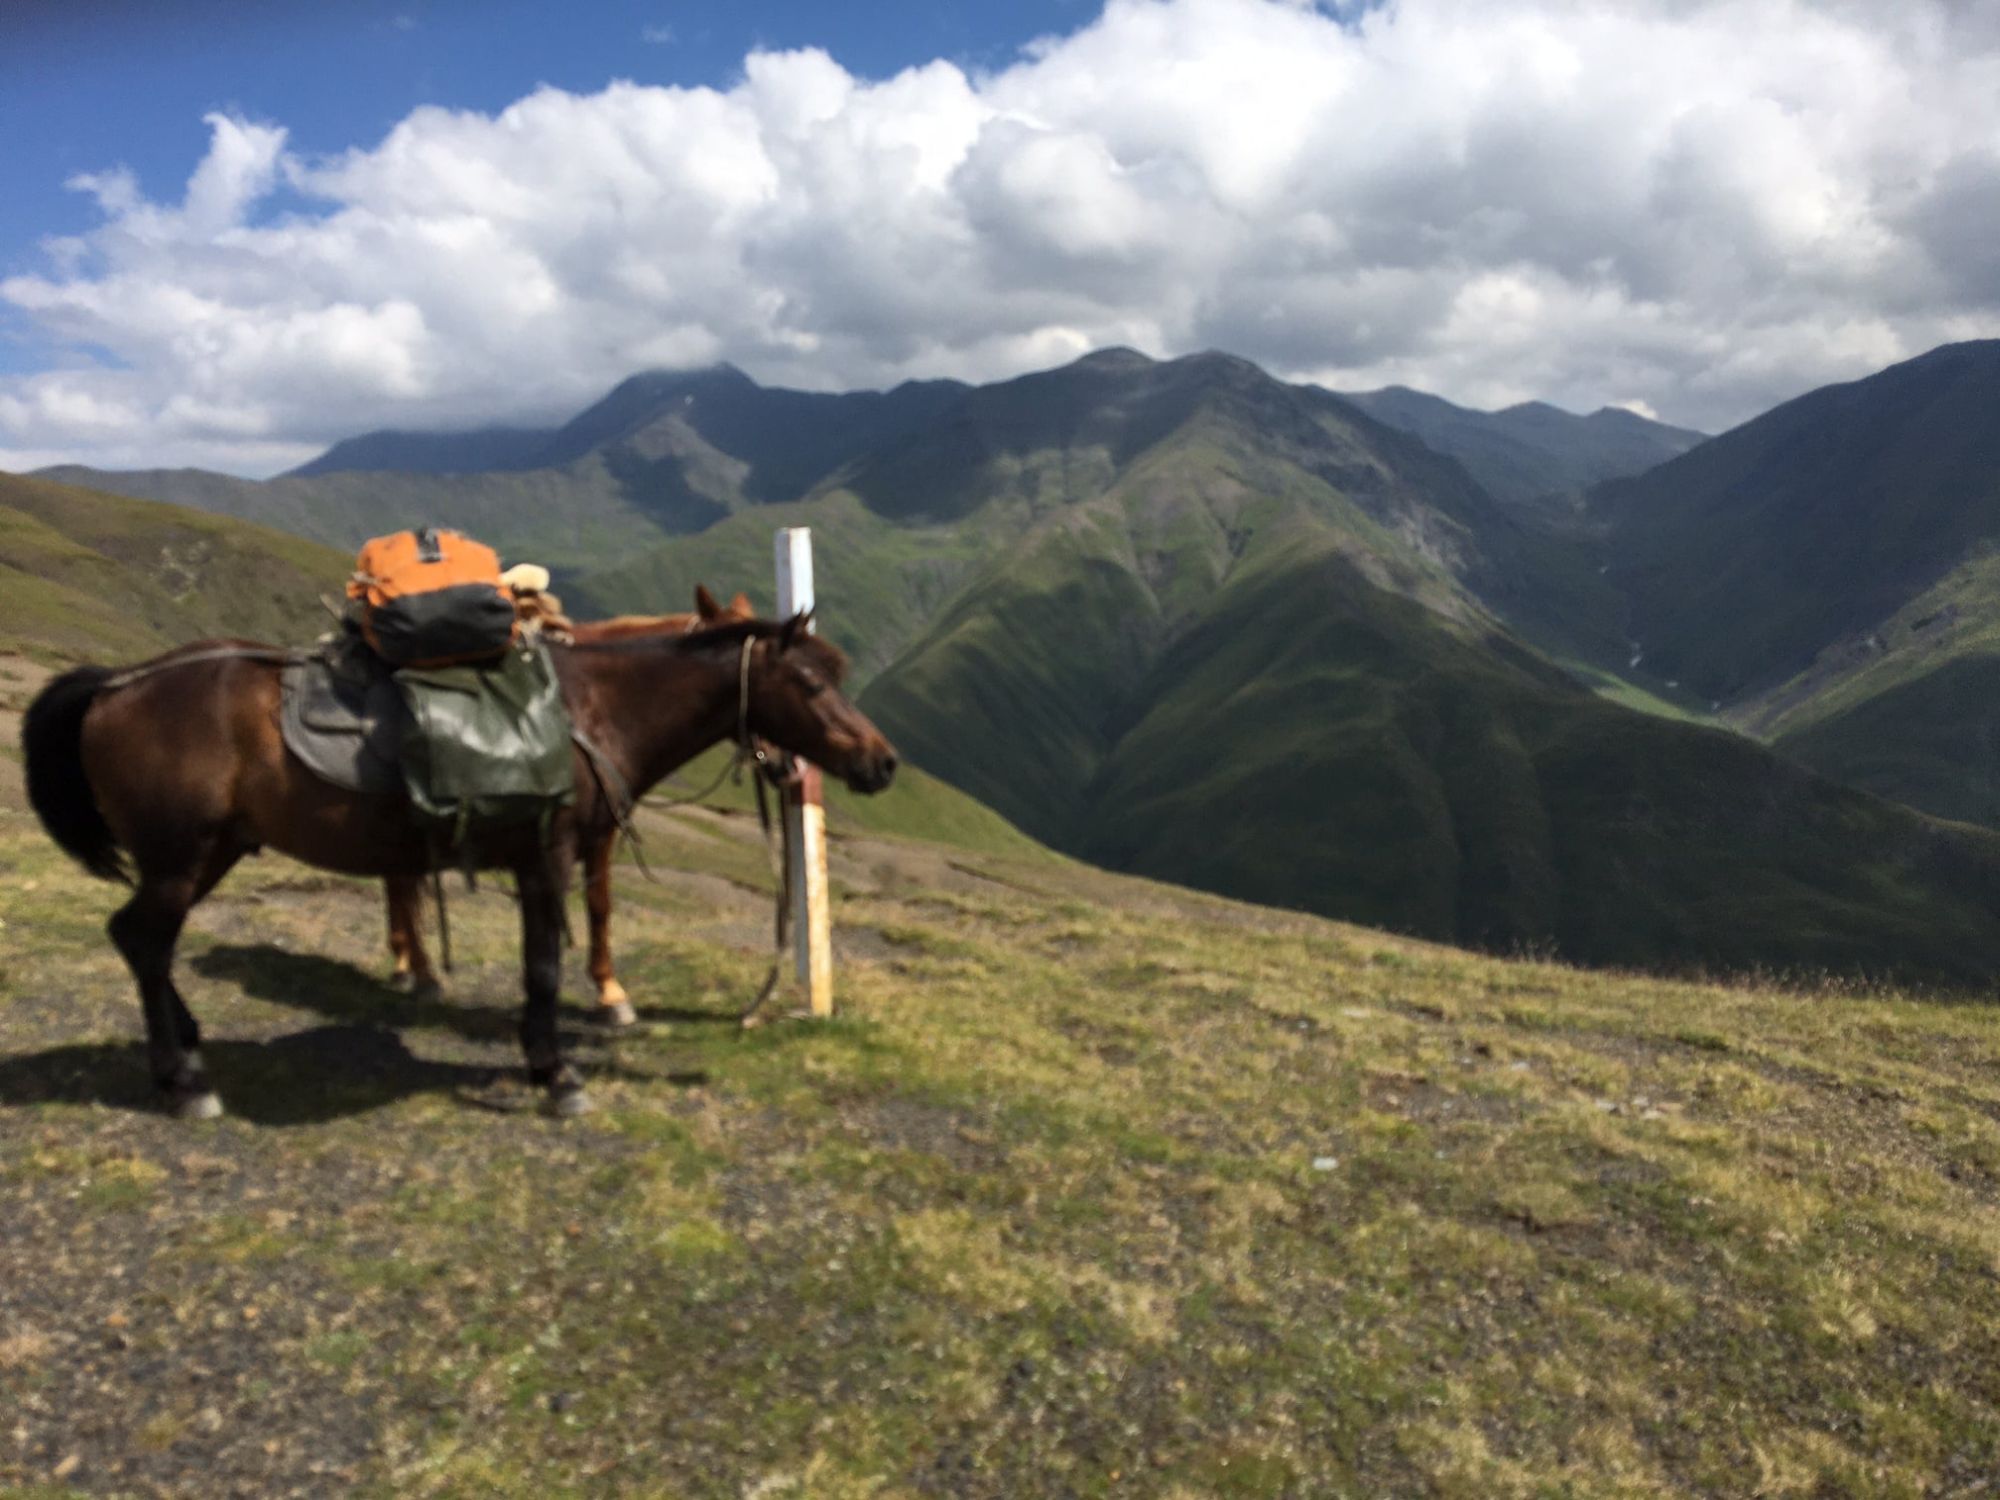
[{"x1": 774, "y1": 528, "x2": 834, "y2": 1016}]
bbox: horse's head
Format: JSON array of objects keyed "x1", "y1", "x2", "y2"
[{"x1": 745, "y1": 613, "x2": 898, "y2": 795}]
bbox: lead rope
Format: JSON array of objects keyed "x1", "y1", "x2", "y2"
[
  {"x1": 739, "y1": 752, "x2": 796, "y2": 1029},
  {"x1": 431, "y1": 860, "x2": 453, "y2": 974}
]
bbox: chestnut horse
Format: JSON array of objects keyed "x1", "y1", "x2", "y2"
[
  {"x1": 382, "y1": 589, "x2": 757, "y2": 1023},
  {"x1": 22, "y1": 598, "x2": 896, "y2": 1119}
]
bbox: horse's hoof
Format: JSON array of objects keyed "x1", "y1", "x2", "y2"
[
  {"x1": 389, "y1": 970, "x2": 415, "y2": 992},
  {"x1": 174, "y1": 1091, "x2": 224, "y2": 1121},
  {"x1": 596, "y1": 1000, "x2": 637, "y2": 1029},
  {"x1": 545, "y1": 1087, "x2": 594, "y2": 1119},
  {"x1": 411, "y1": 978, "x2": 444, "y2": 1005}
]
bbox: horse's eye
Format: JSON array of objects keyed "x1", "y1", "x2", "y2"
[{"x1": 797, "y1": 670, "x2": 826, "y2": 697}]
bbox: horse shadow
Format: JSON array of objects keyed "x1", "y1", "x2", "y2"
[
  {"x1": 192, "y1": 944, "x2": 753, "y2": 1039},
  {"x1": 0, "y1": 1025, "x2": 500, "y2": 1126},
  {"x1": 193, "y1": 944, "x2": 520, "y2": 1044},
  {"x1": 0, "y1": 945, "x2": 736, "y2": 1124}
]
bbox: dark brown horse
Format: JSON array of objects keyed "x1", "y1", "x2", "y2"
[
  {"x1": 22, "y1": 595, "x2": 897, "y2": 1119},
  {"x1": 382, "y1": 588, "x2": 758, "y2": 1023}
]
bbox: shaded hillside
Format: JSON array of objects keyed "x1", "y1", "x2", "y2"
[
  {"x1": 1342, "y1": 385, "x2": 1703, "y2": 512},
  {"x1": 869, "y1": 516, "x2": 2000, "y2": 986},
  {"x1": 1595, "y1": 339, "x2": 2000, "y2": 702},
  {"x1": 834, "y1": 350, "x2": 1628, "y2": 672},
  {"x1": 529, "y1": 364, "x2": 967, "y2": 504},
  {"x1": 0, "y1": 471, "x2": 349, "y2": 661},
  {"x1": 286, "y1": 364, "x2": 967, "y2": 508}
]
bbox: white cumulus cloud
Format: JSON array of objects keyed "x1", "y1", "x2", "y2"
[{"x1": 5, "y1": 0, "x2": 2000, "y2": 474}]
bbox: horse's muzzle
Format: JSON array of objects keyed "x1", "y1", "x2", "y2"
[{"x1": 846, "y1": 749, "x2": 897, "y2": 795}]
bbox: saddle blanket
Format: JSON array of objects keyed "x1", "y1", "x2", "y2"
[{"x1": 279, "y1": 634, "x2": 407, "y2": 796}]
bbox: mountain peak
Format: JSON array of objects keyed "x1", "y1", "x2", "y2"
[
  {"x1": 1069, "y1": 346, "x2": 1156, "y2": 373},
  {"x1": 609, "y1": 362, "x2": 760, "y2": 397}
]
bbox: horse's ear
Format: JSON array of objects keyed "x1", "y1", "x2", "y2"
[
  {"x1": 729, "y1": 591, "x2": 753, "y2": 617},
  {"x1": 781, "y1": 609, "x2": 814, "y2": 648},
  {"x1": 694, "y1": 584, "x2": 723, "y2": 620}
]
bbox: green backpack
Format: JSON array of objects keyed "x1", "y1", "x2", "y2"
[{"x1": 395, "y1": 637, "x2": 575, "y2": 856}]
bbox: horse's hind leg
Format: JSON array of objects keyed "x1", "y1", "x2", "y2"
[
  {"x1": 110, "y1": 873, "x2": 218, "y2": 1118},
  {"x1": 110, "y1": 841, "x2": 243, "y2": 1119}
]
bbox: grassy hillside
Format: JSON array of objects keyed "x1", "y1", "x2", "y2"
[
  {"x1": 4, "y1": 783, "x2": 2000, "y2": 1495},
  {"x1": 0, "y1": 471, "x2": 351, "y2": 661}
]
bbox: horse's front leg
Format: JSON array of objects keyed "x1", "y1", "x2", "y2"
[
  {"x1": 585, "y1": 829, "x2": 636, "y2": 1027},
  {"x1": 517, "y1": 854, "x2": 590, "y2": 1117},
  {"x1": 384, "y1": 875, "x2": 443, "y2": 1001}
]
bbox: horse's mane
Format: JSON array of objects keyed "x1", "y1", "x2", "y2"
[
  {"x1": 561, "y1": 615, "x2": 849, "y2": 684},
  {"x1": 573, "y1": 612, "x2": 698, "y2": 642}
]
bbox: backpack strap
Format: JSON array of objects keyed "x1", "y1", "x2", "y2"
[{"x1": 415, "y1": 526, "x2": 444, "y2": 563}]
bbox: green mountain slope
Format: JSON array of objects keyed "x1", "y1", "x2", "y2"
[
  {"x1": 845, "y1": 352, "x2": 1569, "y2": 835},
  {"x1": 0, "y1": 471, "x2": 350, "y2": 661},
  {"x1": 1081, "y1": 532, "x2": 2000, "y2": 982},
  {"x1": 864, "y1": 492, "x2": 2000, "y2": 985},
  {"x1": 1732, "y1": 548, "x2": 2000, "y2": 826}
]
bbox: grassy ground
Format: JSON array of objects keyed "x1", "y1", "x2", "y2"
[{"x1": 6, "y1": 747, "x2": 2000, "y2": 1496}]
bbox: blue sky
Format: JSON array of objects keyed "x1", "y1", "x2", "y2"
[
  {"x1": 3, "y1": 0, "x2": 1995, "y2": 473},
  {"x1": 1, "y1": 0, "x2": 1089, "y2": 281}
]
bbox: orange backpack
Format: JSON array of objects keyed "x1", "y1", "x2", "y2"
[{"x1": 346, "y1": 527, "x2": 520, "y2": 667}]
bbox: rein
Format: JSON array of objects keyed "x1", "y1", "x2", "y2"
[{"x1": 643, "y1": 636, "x2": 768, "y2": 808}]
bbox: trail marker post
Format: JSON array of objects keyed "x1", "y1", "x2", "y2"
[{"x1": 775, "y1": 528, "x2": 834, "y2": 1016}]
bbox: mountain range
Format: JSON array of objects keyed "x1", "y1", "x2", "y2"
[{"x1": 24, "y1": 340, "x2": 2000, "y2": 984}]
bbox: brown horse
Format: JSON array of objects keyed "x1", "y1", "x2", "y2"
[
  {"x1": 383, "y1": 589, "x2": 758, "y2": 1023},
  {"x1": 22, "y1": 595, "x2": 897, "y2": 1119}
]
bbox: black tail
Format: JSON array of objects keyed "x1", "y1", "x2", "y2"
[{"x1": 22, "y1": 666, "x2": 129, "y2": 883}]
